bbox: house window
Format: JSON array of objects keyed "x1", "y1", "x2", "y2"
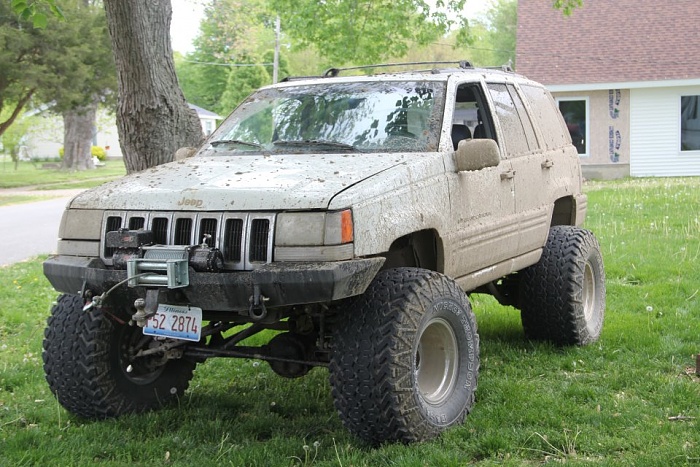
[
  {"x1": 203, "y1": 119, "x2": 215, "y2": 136},
  {"x1": 681, "y1": 96, "x2": 700, "y2": 151},
  {"x1": 557, "y1": 98, "x2": 588, "y2": 156}
]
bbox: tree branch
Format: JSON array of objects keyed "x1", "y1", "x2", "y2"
[{"x1": 0, "y1": 88, "x2": 35, "y2": 139}]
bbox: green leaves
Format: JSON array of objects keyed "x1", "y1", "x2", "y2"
[
  {"x1": 11, "y1": 0, "x2": 64, "y2": 29},
  {"x1": 268, "y1": 0, "x2": 470, "y2": 65},
  {"x1": 552, "y1": 0, "x2": 583, "y2": 16}
]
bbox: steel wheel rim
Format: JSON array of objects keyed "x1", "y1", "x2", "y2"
[
  {"x1": 583, "y1": 261, "x2": 596, "y2": 322},
  {"x1": 416, "y1": 317, "x2": 458, "y2": 405}
]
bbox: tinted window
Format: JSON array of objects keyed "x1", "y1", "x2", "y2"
[
  {"x1": 508, "y1": 84, "x2": 539, "y2": 151},
  {"x1": 487, "y1": 83, "x2": 530, "y2": 156},
  {"x1": 521, "y1": 84, "x2": 571, "y2": 150}
]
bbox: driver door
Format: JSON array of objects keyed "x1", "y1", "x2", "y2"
[{"x1": 443, "y1": 82, "x2": 518, "y2": 281}]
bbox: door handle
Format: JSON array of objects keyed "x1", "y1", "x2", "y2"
[
  {"x1": 541, "y1": 159, "x2": 554, "y2": 169},
  {"x1": 500, "y1": 170, "x2": 515, "y2": 180}
]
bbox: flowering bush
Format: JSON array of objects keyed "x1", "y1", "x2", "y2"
[{"x1": 59, "y1": 146, "x2": 108, "y2": 161}]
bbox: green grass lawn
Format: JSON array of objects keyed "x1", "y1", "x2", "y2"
[
  {"x1": 1, "y1": 177, "x2": 699, "y2": 465},
  {"x1": 0, "y1": 158, "x2": 126, "y2": 190}
]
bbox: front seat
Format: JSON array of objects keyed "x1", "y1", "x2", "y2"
[{"x1": 451, "y1": 124, "x2": 472, "y2": 150}]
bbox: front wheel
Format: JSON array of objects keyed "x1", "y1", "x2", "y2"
[
  {"x1": 42, "y1": 294, "x2": 196, "y2": 419},
  {"x1": 520, "y1": 226, "x2": 606, "y2": 345},
  {"x1": 329, "y1": 268, "x2": 479, "y2": 444}
]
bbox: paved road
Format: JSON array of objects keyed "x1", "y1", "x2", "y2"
[{"x1": 0, "y1": 191, "x2": 83, "y2": 266}]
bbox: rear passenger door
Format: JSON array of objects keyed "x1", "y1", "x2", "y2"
[
  {"x1": 518, "y1": 84, "x2": 583, "y2": 240},
  {"x1": 485, "y1": 82, "x2": 551, "y2": 254}
]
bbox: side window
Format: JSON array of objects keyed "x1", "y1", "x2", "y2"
[
  {"x1": 681, "y1": 95, "x2": 700, "y2": 151},
  {"x1": 451, "y1": 83, "x2": 497, "y2": 150},
  {"x1": 487, "y1": 83, "x2": 531, "y2": 157},
  {"x1": 508, "y1": 84, "x2": 539, "y2": 151},
  {"x1": 521, "y1": 84, "x2": 571, "y2": 150}
]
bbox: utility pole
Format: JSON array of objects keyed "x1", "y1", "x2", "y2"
[{"x1": 273, "y1": 16, "x2": 281, "y2": 84}]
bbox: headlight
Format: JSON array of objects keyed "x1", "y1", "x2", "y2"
[
  {"x1": 275, "y1": 209, "x2": 354, "y2": 261},
  {"x1": 56, "y1": 209, "x2": 103, "y2": 257},
  {"x1": 58, "y1": 209, "x2": 104, "y2": 240}
]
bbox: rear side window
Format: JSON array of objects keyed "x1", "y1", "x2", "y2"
[
  {"x1": 520, "y1": 84, "x2": 571, "y2": 150},
  {"x1": 487, "y1": 83, "x2": 529, "y2": 156},
  {"x1": 487, "y1": 83, "x2": 538, "y2": 157}
]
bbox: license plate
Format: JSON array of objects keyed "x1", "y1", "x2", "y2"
[{"x1": 143, "y1": 304, "x2": 202, "y2": 342}]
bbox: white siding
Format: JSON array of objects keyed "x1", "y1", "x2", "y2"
[{"x1": 630, "y1": 86, "x2": 700, "y2": 176}]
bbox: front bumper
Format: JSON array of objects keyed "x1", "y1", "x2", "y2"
[{"x1": 43, "y1": 255, "x2": 384, "y2": 312}]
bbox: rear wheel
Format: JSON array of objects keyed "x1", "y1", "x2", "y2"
[
  {"x1": 43, "y1": 294, "x2": 196, "y2": 419},
  {"x1": 520, "y1": 226, "x2": 606, "y2": 345},
  {"x1": 329, "y1": 268, "x2": 479, "y2": 444}
]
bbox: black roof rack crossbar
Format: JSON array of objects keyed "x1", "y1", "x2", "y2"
[{"x1": 323, "y1": 60, "x2": 473, "y2": 77}]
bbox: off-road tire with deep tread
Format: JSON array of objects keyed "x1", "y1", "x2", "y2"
[
  {"x1": 42, "y1": 294, "x2": 197, "y2": 419},
  {"x1": 329, "y1": 268, "x2": 479, "y2": 444},
  {"x1": 520, "y1": 226, "x2": 605, "y2": 345}
]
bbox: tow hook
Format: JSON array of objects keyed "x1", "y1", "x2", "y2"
[
  {"x1": 131, "y1": 289, "x2": 159, "y2": 327},
  {"x1": 248, "y1": 284, "x2": 269, "y2": 320}
]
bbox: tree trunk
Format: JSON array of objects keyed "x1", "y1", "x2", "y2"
[
  {"x1": 62, "y1": 104, "x2": 97, "y2": 171},
  {"x1": 103, "y1": 0, "x2": 203, "y2": 174}
]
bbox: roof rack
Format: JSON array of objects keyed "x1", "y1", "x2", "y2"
[
  {"x1": 482, "y1": 65, "x2": 514, "y2": 73},
  {"x1": 322, "y1": 60, "x2": 474, "y2": 78}
]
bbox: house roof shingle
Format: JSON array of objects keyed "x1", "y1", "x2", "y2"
[{"x1": 516, "y1": 0, "x2": 700, "y2": 86}]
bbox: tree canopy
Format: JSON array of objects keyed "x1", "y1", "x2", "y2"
[
  {"x1": 1, "y1": 0, "x2": 116, "y2": 169},
  {"x1": 268, "y1": 0, "x2": 470, "y2": 65},
  {"x1": 177, "y1": 0, "x2": 276, "y2": 115}
]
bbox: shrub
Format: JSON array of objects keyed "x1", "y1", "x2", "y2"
[{"x1": 58, "y1": 146, "x2": 108, "y2": 162}]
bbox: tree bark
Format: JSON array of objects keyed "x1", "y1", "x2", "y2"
[
  {"x1": 103, "y1": 0, "x2": 203, "y2": 174},
  {"x1": 62, "y1": 104, "x2": 97, "y2": 171}
]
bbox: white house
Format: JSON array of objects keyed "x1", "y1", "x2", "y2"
[
  {"x1": 22, "y1": 104, "x2": 222, "y2": 160},
  {"x1": 516, "y1": 0, "x2": 700, "y2": 179}
]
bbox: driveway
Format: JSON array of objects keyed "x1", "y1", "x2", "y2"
[{"x1": 0, "y1": 190, "x2": 84, "y2": 266}]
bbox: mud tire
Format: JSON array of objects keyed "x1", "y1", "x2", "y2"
[
  {"x1": 329, "y1": 268, "x2": 479, "y2": 444},
  {"x1": 42, "y1": 294, "x2": 196, "y2": 419},
  {"x1": 520, "y1": 226, "x2": 606, "y2": 345}
]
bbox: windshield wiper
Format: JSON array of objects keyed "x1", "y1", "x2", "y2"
[
  {"x1": 272, "y1": 139, "x2": 356, "y2": 150},
  {"x1": 210, "y1": 139, "x2": 262, "y2": 148}
]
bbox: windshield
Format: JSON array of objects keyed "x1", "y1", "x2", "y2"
[{"x1": 205, "y1": 81, "x2": 446, "y2": 154}]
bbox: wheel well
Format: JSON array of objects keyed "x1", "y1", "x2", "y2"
[
  {"x1": 380, "y1": 230, "x2": 443, "y2": 272},
  {"x1": 551, "y1": 196, "x2": 575, "y2": 226}
]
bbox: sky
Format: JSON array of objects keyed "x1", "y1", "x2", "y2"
[{"x1": 170, "y1": 0, "x2": 493, "y2": 54}]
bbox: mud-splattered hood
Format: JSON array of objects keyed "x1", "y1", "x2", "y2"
[{"x1": 68, "y1": 153, "x2": 413, "y2": 211}]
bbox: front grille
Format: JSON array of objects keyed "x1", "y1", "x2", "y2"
[
  {"x1": 104, "y1": 216, "x2": 123, "y2": 258},
  {"x1": 249, "y1": 219, "x2": 270, "y2": 263},
  {"x1": 101, "y1": 211, "x2": 275, "y2": 270},
  {"x1": 223, "y1": 218, "x2": 243, "y2": 262},
  {"x1": 128, "y1": 217, "x2": 145, "y2": 230},
  {"x1": 199, "y1": 218, "x2": 218, "y2": 246},
  {"x1": 152, "y1": 217, "x2": 169, "y2": 244},
  {"x1": 174, "y1": 218, "x2": 193, "y2": 245}
]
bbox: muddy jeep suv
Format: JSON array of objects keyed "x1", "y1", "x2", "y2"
[{"x1": 43, "y1": 61, "x2": 605, "y2": 444}]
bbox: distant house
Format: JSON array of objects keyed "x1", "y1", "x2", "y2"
[
  {"x1": 516, "y1": 0, "x2": 700, "y2": 179},
  {"x1": 23, "y1": 104, "x2": 222, "y2": 160},
  {"x1": 188, "y1": 103, "x2": 223, "y2": 137}
]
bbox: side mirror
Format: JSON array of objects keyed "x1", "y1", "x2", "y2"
[
  {"x1": 174, "y1": 147, "x2": 197, "y2": 161},
  {"x1": 454, "y1": 139, "x2": 501, "y2": 172}
]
